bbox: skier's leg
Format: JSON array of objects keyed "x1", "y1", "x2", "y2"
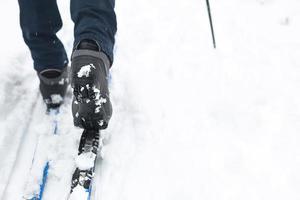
[
  {"x1": 18, "y1": 0, "x2": 68, "y2": 72},
  {"x1": 70, "y1": 0, "x2": 117, "y2": 130},
  {"x1": 70, "y1": 0, "x2": 117, "y2": 64},
  {"x1": 18, "y1": 0, "x2": 69, "y2": 109}
]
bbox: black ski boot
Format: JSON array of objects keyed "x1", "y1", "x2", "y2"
[
  {"x1": 38, "y1": 67, "x2": 69, "y2": 111},
  {"x1": 71, "y1": 40, "x2": 112, "y2": 130}
]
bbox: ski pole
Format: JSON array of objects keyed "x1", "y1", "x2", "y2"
[{"x1": 206, "y1": 0, "x2": 216, "y2": 48}]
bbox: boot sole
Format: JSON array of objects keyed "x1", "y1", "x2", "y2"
[{"x1": 72, "y1": 78, "x2": 108, "y2": 130}]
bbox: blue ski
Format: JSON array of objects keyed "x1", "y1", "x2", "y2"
[
  {"x1": 24, "y1": 108, "x2": 59, "y2": 200},
  {"x1": 68, "y1": 130, "x2": 101, "y2": 200}
]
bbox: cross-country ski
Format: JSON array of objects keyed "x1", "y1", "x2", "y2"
[
  {"x1": 68, "y1": 130, "x2": 102, "y2": 200},
  {"x1": 23, "y1": 109, "x2": 60, "y2": 200}
]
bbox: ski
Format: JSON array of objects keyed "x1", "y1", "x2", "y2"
[
  {"x1": 23, "y1": 108, "x2": 60, "y2": 200},
  {"x1": 68, "y1": 129, "x2": 102, "y2": 200}
]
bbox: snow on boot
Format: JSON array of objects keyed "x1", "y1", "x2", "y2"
[
  {"x1": 71, "y1": 40, "x2": 112, "y2": 130},
  {"x1": 38, "y1": 67, "x2": 69, "y2": 111}
]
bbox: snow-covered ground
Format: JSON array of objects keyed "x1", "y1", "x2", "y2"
[{"x1": 1, "y1": 0, "x2": 300, "y2": 199}]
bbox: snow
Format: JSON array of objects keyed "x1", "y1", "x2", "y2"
[
  {"x1": 93, "y1": 86, "x2": 107, "y2": 113},
  {"x1": 76, "y1": 152, "x2": 97, "y2": 170},
  {"x1": 77, "y1": 64, "x2": 96, "y2": 78},
  {"x1": 50, "y1": 94, "x2": 64, "y2": 104},
  {"x1": 95, "y1": 97, "x2": 106, "y2": 113},
  {"x1": 1, "y1": 0, "x2": 300, "y2": 200},
  {"x1": 69, "y1": 186, "x2": 89, "y2": 200},
  {"x1": 59, "y1": 78, "x2": 67, "y2": 85}
]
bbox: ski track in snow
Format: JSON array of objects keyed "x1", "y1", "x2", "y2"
[
  {"x1": 0, "y1": 56, "x2": 39, "y2": 199},
  {"x1": 1, "y1": 0, "x2": 300, "y2": 199}
]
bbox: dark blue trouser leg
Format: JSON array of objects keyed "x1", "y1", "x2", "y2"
[
  {"x1": 18, "y1": 0, "x2": 117, "y2": 71},
  {"x1": 71, "y1": 0, "x2": 117, "y2": 65},
  {"x1": 18, "y1": 0, "x2": 68, "y2": 72}
]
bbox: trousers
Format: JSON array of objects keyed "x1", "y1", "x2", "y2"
[{"x1": 18, "y1": 0, "x2": 117, "y2": 72}]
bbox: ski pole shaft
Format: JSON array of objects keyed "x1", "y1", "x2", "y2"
[{"x1": 206, "y1": 0, "x2": 216, "y2": 48}]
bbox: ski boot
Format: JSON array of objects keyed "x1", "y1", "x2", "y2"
[
  {"x1": 71, "y1": 39, "x2": 112, "y2": 130},
  {"x1": 38, "y1": 67, "x2": 69, "y2": 111}
]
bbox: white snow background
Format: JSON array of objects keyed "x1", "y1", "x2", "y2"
[{"x1": 0, "y1": 0, "x2": 300, "y2": 199}]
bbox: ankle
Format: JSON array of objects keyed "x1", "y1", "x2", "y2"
[{"x1": 77, "y1": 39, "x2": 99, "y2": 51}]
